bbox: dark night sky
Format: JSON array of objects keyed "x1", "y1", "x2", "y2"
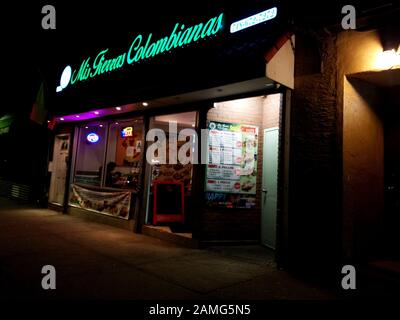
[{"x1": 1, "y1": 0, "x2": 397, "y2": 117}]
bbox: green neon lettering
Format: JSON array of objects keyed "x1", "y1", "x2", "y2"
[
  {"x1": 127, "y1": 35, "x2": 142, "y2": 64},
  {"x1": 211, "y1": 13, "x2": 224, "y2": 34},
  {"x1": 201, "y1": 17, "x2": 216, "y2": 38},
  {"x1": 83, "y1": 60, "x2": 91, "y2": 80},
  {"x1": 140, "y1": 34, "x2": 153, "y2": 59},
  {"x1": 117, "y1": 53, "x2": 126, "y2": 68},
  {"x1": 71, "y1": 69, "x2": 78, "y2": 84},
  {"x1": 179, "y1": 27, "x2": 193, "y2": 45},
  {"x1": 187, "y1": 23, "x2": 203, "y2": 42},
  {"x1": 166, "y1": 23, "x2": 179, "y2": 51},
  {"x1": 91, "y1": 49, "x2": 108, "y2": 77},
  {"x1": 73, "y1": 58, "x2": 90, "y2": 82},
  {"x1": 152, "y1": 37, "x2": 169, "y2": 55},
  {"x1": 101, "y1": 60, "x2": 110, "y2": 73},
  {"x1": 174, "y1": 24, "x2": 186, "y2": 48},
  {"x1": 64, "y1": 13, "x2": 224, "y2": 88},
  {"x1": 179, "y1": 27, "x2": 192, "y2": 46},
  {"x1": 133, "y1": 34, "x2": 152, "y2": 62},
  {"x1": 108, "y1": 58, "x2": 117, "y2": 71},
  {"x1": 145, "y1": 42, "x2": 156, "y2": 58}
]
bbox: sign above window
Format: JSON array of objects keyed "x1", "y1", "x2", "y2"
[
  {"x1": 230, "y1": 7, "x2": 277, "y2": 33},
  {"x1": 56, "y1": 13, "x2": 225, "y2": 93}
]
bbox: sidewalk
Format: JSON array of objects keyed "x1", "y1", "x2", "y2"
[{"x1": 0, "y1": 197, "x2": 334, "y2": 300}]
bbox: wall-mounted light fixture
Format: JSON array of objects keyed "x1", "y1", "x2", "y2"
[{"x1": 375, "y1": 47, "x2": 400, "y2": 69}]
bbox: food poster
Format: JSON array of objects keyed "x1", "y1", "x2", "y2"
[
  {"x1": 151, "y1": 139, "x2": 193, "y2": 194},
  {"x1": 116, "y1": 125, "x2": 143, "y2": 166},
  {"x1": 69, "y1": 184, "x2": 131, "y2": 219},
  {"x1": 205, "y1": 121, "x2": 258, "y2": 208}
]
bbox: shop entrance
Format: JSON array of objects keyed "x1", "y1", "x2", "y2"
[
  {"x1": 205, "y1": 93, "x2": 283, "y2": 245},
  {"x1": 143, "y1": 111, "x2": 197, "y2": 239},
  {"x1": 344, "y1": 69, "x2": 400, "y2": 260},
  {"x1": 261, "y1": 128, "x2": 279, "y2": 249},
  {"x1": 49, "y1": 134, "x2": 70, "y2": 205}
]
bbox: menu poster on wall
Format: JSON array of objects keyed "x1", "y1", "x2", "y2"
[
  {"x1": 205, "y1": 121, "x2": 258, "y2": 208},
  {"x1": 205, "y1": 192, "x2": 256, "y2": 209}
]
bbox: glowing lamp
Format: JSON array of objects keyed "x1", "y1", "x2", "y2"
[{"x1": 375, "y1": 49, "x2": 400, "y2": 70}]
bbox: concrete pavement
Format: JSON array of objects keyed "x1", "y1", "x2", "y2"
[{"x1": 0, "y1": 197, "x2": 334, "y2": 300}]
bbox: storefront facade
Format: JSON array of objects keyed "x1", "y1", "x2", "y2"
[
  {"x1": 38, "y1": 2, "x2": 399, "y2": 281},
  {"x1": 46, "y1": 4, "x2": 294, "y2": 251}
]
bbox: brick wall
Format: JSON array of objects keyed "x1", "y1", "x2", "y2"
[
  {"x1": 287, "y1": 33, "x2": 342, "y2": 277},
  {"x1": 201, "y1": 94, "x2": 281, "y2": 241}
]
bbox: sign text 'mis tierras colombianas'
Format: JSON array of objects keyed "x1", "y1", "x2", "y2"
[{"x1": 56, "y1": 13, "x2": 224, "y2": 93}]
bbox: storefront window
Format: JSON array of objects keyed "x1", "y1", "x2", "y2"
[
  {"x1": 104, "y1": 119, "x2": 144, "y2": 190},
  {"x1": 205, "y1": 94, "x2": 281, "y2": 210},
  {"x1": 73, "y1": 118, "x2": 144, "y2": 190},
  {"x1": 74, "y1": 123, "x2": 107, "y2": 186},
  {"x1": 145, "y1": 111, "x2": 197, "y2": 227}
]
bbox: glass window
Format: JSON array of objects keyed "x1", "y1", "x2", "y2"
[
  {"x1": 105, "y1": 119, "x2": 144, "y2": 190},
  {"x1": 145, "y1": 111, "x2": 198, "y2": 226},
  {"x1": 74, "y1": 123, "x2": 107, "y2": 186}
]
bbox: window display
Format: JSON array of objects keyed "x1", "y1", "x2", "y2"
[
  {"x1": 105, "y1": 120, "x2": 144, "y2": 191},
  {"x1": 145, "y1": 111, "x2": 197, "y2": 226},
  {"x1": 205, "y1": 121, "x2": 259, "y2": 208},
  {"x1": 73, "y1": 118, "x2": 144, "y2": 191},
  {"x1": 74, "y1": 123, "x2": 107, "y2": 186},
  {"x1": 70, "y1": 117, "x2": 144, "y2": 219}
]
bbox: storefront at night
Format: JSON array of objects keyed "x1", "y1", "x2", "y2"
[
  {"x1": 46, "y1": 3, "x2": 294, "y2": 250},
  {"x1": 41, "y1": 1, "x2": 399, "y2": 279}
]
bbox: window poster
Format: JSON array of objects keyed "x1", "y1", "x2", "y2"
[
  {"x1": 116, "y1": 125, "x2": 143, "y2": 165},
  {"x1": 205, "y1": 121, "x2": 258, "y2": 208}
]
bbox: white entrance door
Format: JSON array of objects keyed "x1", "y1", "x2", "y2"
[
  {"x1": 48, "y1": 134, "x2": 70, "y2": 205},
  {"x1": 261, "y1": 128, "x2": 279, "y2": 249}
]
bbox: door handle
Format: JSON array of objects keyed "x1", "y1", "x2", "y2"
[{"x1": 262, "y1": 189, "x2": 268, "y2": 193}]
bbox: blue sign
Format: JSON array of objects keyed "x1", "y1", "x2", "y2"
[{"x1": 87, "y1": 132, "x2": 100, "y2": 143}]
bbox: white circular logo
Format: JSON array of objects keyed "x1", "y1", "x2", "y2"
[{"x1": 56, "y1": 65, "x2": 72, "y2": 93}]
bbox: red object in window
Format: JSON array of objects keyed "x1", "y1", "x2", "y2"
[{"x1": 153, "y1": 181, "x2": 185, "y2": 225}]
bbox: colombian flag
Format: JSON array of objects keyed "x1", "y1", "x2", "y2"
[{"x1": 30, "y1": 82, "x2": 47, "y2": 125}]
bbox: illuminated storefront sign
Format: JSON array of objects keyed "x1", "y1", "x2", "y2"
[
  {"x1": 57, "y1": 13, "x2": 224, "y2": 93},
  {"x1": 230, "y1": 7, "x2": 277, "y2": 33},
  {"x1": 87, "y1": 132, "x2": 100, "y2": 143},
  {"x1": 121, "y1": 126, "x2": 133, "y2": 138}
]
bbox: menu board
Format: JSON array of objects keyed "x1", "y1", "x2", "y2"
[{"x1": 205, "y1": 121, "x2": 258, "y2": 199}]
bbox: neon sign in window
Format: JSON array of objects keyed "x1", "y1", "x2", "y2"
[
  {"x1": 87, "y1": 132, "x2": 100, "y2": 143},
  {"x1": 121, "y1": 127, "x2": 133, "y2": 138}
]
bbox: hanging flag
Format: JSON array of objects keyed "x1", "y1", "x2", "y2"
[{"x1": 30, "y1": 82, "x2": 47, "y2": 125}]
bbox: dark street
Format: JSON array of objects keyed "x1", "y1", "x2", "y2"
[{"x1": 0, "y1": 198, "x2": 333, "y2": 300}]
